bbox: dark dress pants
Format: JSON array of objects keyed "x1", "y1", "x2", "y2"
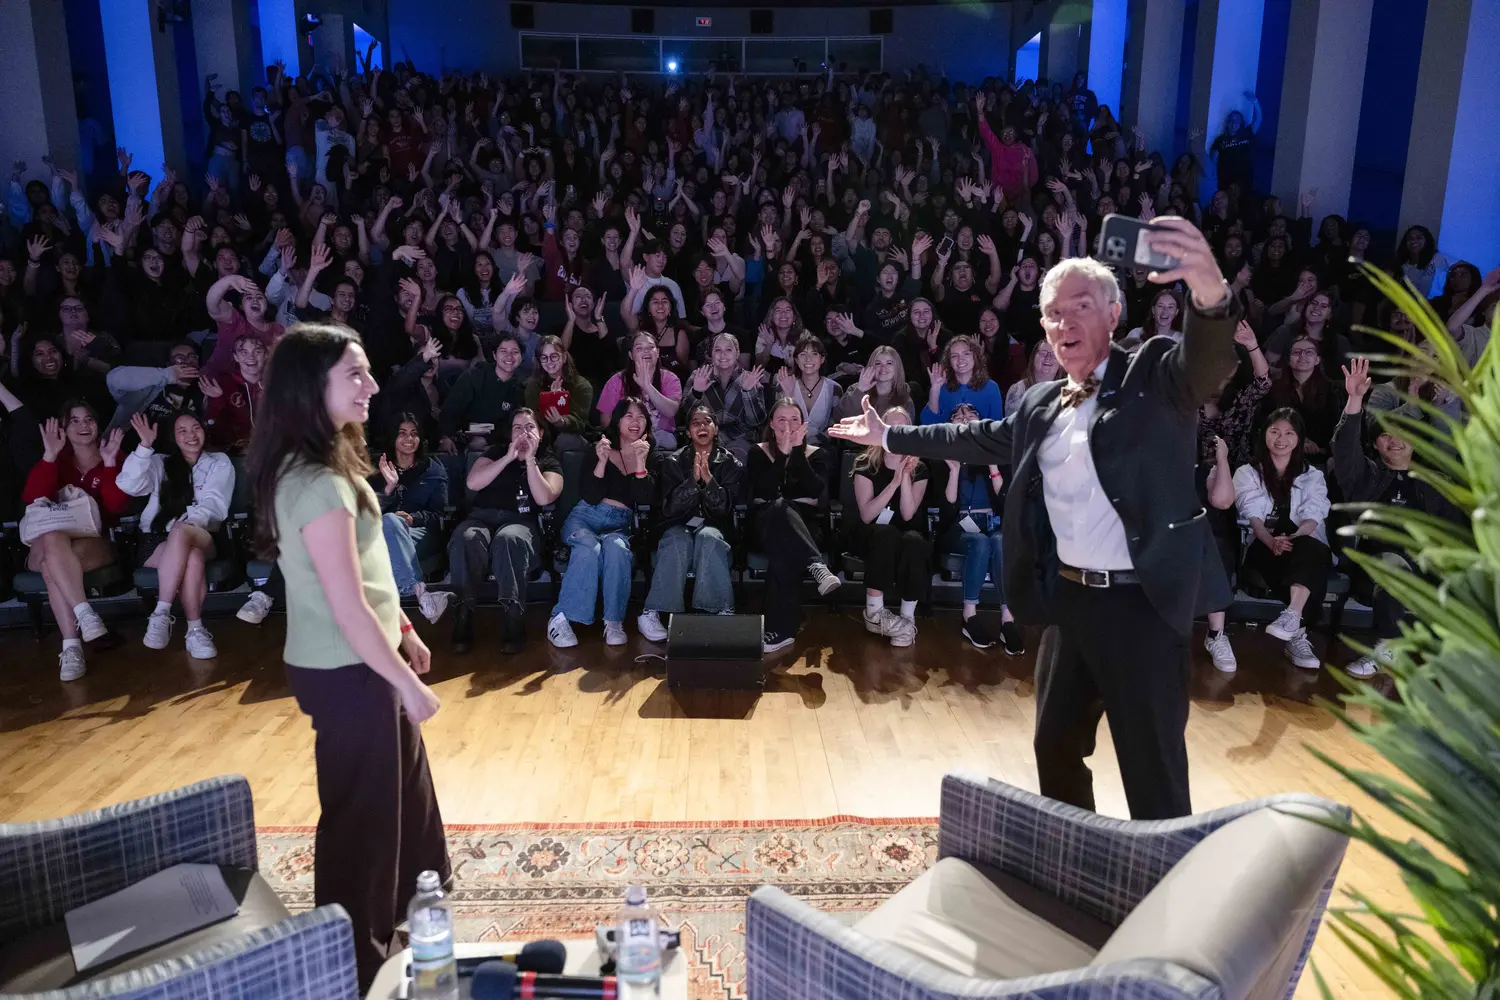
[
  {"x1": 286, "y1": 663, "x2": 451, "y2": 989},
  {"x1": 1033, "y1": 578, "x2": 1192, "y2": 820}
]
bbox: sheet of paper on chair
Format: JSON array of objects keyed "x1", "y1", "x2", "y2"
[{"x1": 65, "y1": 863, "x2": 239, "y2": 972}]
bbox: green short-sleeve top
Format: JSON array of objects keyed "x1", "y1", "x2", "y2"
[{"x1": 274, "y1": 460, "x2": 402, "y2": 668}]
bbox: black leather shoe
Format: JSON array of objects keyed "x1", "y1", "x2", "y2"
[
  {"x1": 452, "y1": 601, "x2": 474, "y2": 653},
  {"x1": 501, "y1": 601, "x2": 525, "y2": 654}
]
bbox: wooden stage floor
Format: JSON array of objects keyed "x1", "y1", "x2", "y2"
[{"x1": 0, "y1": 607, "x2": 1405, "y2": 997}]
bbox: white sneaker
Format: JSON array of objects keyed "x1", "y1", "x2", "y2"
[
  {"x1": 1344, "y1": 655, "x2": 1377, "y2": 678},
  {"x1": 1265, "y1": 608, "x2": 1304, "y2": 641},
  {"x1": 762, "y1": 630, "x2": 795, "y2": 653},
  {"x1": 75, "y1": 605, "x2": 108, "y2": 643},
  {"x1": 184, "y1": 625, "x2": 218, "y2": 659},
  {"x1": 417, "y1": 589, "x2": 452, "y2": 624},
  {"x1": 59, "y1": 645, "x2": 86, "y2": 682},
  {"x1": 809, "y1": 562, "x2": 841, "y2": 596},
  {"x1": 863, "y1": 608, "x2": 916, "y2": 647},
  {"x1": 636, "y1": 610, "x2": 669, "y2": 641},
  {"x1": 1283, "y1": 630, "x2": 1320, "y2": 670},
  {"x1": 143, "y1": 611, "x2": 174, "y2": 650},
  {"x1": 1203, "y1": 631, "x2": 1237, "y2": 673},
  {"x1": 603, "y1": 620, "x2": 628, "y2": 646},
  {"x1": 546, "y1": 612, "x2": 578, "y2": 648},
  {"x1": 236, "y1": 591, "x2": 273, "y2": 624}
]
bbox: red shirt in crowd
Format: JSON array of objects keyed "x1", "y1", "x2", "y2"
[
  {"x1": 205, "y1": 372, "x2": 264, "y2": 454},
  {"x1": 22, "y1": 450, "x2": 132, "y2": 527},
  {"x1": 202, "y1": 313, "x2": 284, "y2": 379},
  {"x1": 978, "y1": 116, "x2": 1038, "y2": 206}
]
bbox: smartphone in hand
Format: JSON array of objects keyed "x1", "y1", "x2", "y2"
[{"x1": 1097, "y1": 214, "x2": 1179, "y2": 271}]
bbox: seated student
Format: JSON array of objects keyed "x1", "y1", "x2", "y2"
[
  {"x1": 21, "y1": 404, "x2": 132, "y2": 681},
  {"x1": 681, "y1": 333, "x2": 768, "y2": 462},
  {"x1": 1232, "y1": 407, "x2": 1332, "y2": 672},
  {"x1": 117, "y1": 411, "x2": 234, "y2": 658},
  {"x1": 1199, "y1": 433, "x2": 1241, "y2": 673},
  {"x1": 1262, "y1": 283, "x2": 1353, "y2": 376},
  {"x1": 748, "y1": 396, "x2": 838, "y2": 654},
  {"x1": 830, "y1": 345, "x2": 916, "y2": 424},
  {"x1": 1263, "y1": 333, "x2": 1342, "y2": 461},
  {"x1": 438, "y1": 332, "x2": 528, "y2": 454},
  {"x1": 636, "y1": 404, "x2": 744, "y2": 640},
  {"x1": 1334, "y1": 359, "x2": 1465, "y2": 677},
  {"x1": 1198, "y1": 320, "x2": 1272, "y2": 469},
  {"x1": 371, "y1": 414, "x2": 451, "y2": 626},
  {"x1": 932, "y1": 402, "x2": 1023, "y2": 654},
  {"x1": 596, "y1": 332, "x2": 682, "y2": 448},
  {"x1": 202, "y1": 334, "x2": 269, "y2": 455},
  {"x1": 1118, "y1": 288, "x2": 1184, "y2": 352},
  {"x1": 560, "y1": 284, "x2": 619, "y2": 391},
  {"x1": 847, "y1": 407, "x2": 930, "y2": 647},
  {"x1": 203, "y1": 274, "x2": 283, "y2": 378},
  {"x1": 104, "y1": 341, "x2": 206, "y2": 432},
  {"x1": 450, "y1": 408, "x2": 564, "y2": 653},
  {"x1": 524, "y1": 335, "x2": 594, "y2": 455},
  {"x1": 692, "y1": 287, "x2": 753, "y2": 368},
  {"x1": 547, "y1": 397, "x2": 657, "y2": 647},
  {"x1": 1003, "y1": 340, "x2": 1060, "y2": 415},
  {"x1": 921, "y1": 334, "x2": 1003, "y2": 424},
  {"x1": 773, "y1": 334, "x2": 841, "y2": 445}
]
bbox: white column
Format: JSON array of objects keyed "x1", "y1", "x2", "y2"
[
  {"x1": 1044, "y1": 18, "x2": 1082, "y2": 83},
  {"x1": 101, "y1": 0, "x2": 186, "y2": 176},
  {"x1": 194, "y1": 0, "x2": 259, "y2": 96},
  {"x1": 1121, "y1": 0, "x2": 1185, "y2": 158},
  {"x1": 1400, "y1": 0, "x2": 1500, "y2": 271},
  {"x1": 0, "y1": 0, "x2": 79, "y2": 176},
  {"x1": 257, "y1": 0, "x2": 302, "y2": 77},
  {"x1": 1188, "y1": 0, "x2": 1266, "y2": 201}
]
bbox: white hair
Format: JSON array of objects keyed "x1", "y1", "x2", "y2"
[{"x1": 1039, "y1": 257, "x2": 1123, "y2": 311}]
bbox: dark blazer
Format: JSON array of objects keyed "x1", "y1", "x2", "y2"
[{"x1": 887, "y1": 305, "x2": 1240, "y2": 635}]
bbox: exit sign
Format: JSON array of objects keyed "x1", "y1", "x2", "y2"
[{"x1": 697, "y1": 16, "x2": 712, "y2": 26}]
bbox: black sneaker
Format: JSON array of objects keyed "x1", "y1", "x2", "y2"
[
  {"x1": 501, "y1": 601, "x2": 525, "y2": 654},
  {"x1": 960, "y1": 615, "x2": 998, "y2": 649},
  {"x1": 763, "y1": 631, "x2": 794, "y2": 654},
  {"x1": 999, "y1": 620, "x2": 1025, "y2": 656},
  {"x1": 452, "y1": 600, "x2": 474, "y2": 653}
]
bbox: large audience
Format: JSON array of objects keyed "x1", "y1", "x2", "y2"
[{"x1": 2, "y1": 59, "x2": 1492, "y2": 682}]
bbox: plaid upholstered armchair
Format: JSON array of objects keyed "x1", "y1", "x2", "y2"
[
  {"x1": 0, "y1": 775, "x2": 358, "y2": 999},
  {"x1": 746, "y1": 770, "x2": 1350, "y2": 1000}
]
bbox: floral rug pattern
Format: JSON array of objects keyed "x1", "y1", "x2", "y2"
[{"x1": 258, "y1": 817, "x2": 938, "y2": 999}]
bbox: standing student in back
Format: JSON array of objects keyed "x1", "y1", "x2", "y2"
[{"x1": 246, "y1": 324, "x2": 448, "y2": 990}]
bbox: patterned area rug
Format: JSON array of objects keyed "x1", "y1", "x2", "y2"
[{"x1": 258, "y1": 818, "x2": 939, "y2": 999}]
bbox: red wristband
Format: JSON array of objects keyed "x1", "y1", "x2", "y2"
[
  {"x1": 400, "y1": 622, "x2": 416, "y2": 634},
  {"x1": 989, "y1": 472, "x2": 1002, "y2": 480}
]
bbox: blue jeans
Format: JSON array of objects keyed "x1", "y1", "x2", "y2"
[
  {"x1": 206, "y1": 147, "x2": 240, "y2": 194},
  {"x1": 941, "y1": 518, "x2": 1005, "y2": 605},
  {"x1": 382, "y1": 513, "x2": 436, "y2": 596},
  {"x1": 552, "y1": 501, "x2": 633, "y2": 624},
  {"x1": 644, "y1": 525, "x2": 733, "y2": 614}
]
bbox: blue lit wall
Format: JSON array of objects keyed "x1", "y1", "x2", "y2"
[
  {"x1": 100, "y1": 0, "x2": 167, "y2": 182},
  {"x1": 1086, "y1": 0, "x2": 1126, "y2": 115},
  {"x1": 1015, "y1": 32, "x2": 1040, "y2": 84},
  {"x1": 1439, "y1": 0, "x2": 1500, "y2": 271},
  {"x1": 1349, "y1": 0, "x2": 1426, "y2": 242},
  {"x1": 257, "y1": 0, "x2": 300, "y2": 76}
]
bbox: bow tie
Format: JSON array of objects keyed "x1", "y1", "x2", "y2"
[{"x1": 1060, "y1": 375, "x2": 1100, "y2": 409}]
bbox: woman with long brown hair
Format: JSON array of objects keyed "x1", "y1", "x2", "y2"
[{"x1": 245, "y1": 323, "x2": 447, "y2": 990}]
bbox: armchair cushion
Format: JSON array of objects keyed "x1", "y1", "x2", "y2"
[
  {"x1": 0, "y1": 867, "x2": 289, "y2": 993},
  {"x1": 1090, "y1": 802, "x2": 1348, "y2": 1000},
  {"x1": 853, "y1": 857, "x2": 1107, "y2": 979}
]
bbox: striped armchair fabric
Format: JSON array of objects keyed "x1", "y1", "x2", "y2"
[
  {"x1": 0, "y1": 776, "x2": 359, "y2": 1000},
  {"x1": 745, "y1": 770, "x2": 1349, "y2": 1000}
]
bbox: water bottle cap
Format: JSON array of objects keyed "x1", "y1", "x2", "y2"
[
  {"x1": 416, "y1": 870, "x2": 443, "y2": 893},
  {"x1": 625, "y1": 885, "x2": 647, "y2": 905}
]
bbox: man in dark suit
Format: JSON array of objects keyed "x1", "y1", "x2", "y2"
[{"x1": 831, "y1": 218, "x2": 1239, "y2": 819}]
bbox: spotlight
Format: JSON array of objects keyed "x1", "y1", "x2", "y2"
[{"x1": 666, "y1": 59, "x2": 679, "y2": 73}]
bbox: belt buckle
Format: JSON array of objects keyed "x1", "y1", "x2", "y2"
[{"x1": 1081, "y1": 569, "x2": 1110, "y2": 588}]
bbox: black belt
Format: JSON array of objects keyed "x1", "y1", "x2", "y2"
[{"x1": 1059, "y1": 564, "x2": 1140, "y2": 587}]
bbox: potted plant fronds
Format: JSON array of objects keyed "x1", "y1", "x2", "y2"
[{"x1": 1308, "y1": 263, "x2": 1499, "y2": 998}]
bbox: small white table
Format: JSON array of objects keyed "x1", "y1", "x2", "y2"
[{"x1": 367, "y1": 939, "x2": 687, "y2": 999}]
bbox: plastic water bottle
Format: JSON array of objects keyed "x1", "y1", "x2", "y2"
[
  {"x1": 407, "y1": 870, "x2": 458, "y2": 1000},
  {"x1": 615, "y1": 885, "x2": 662, "y2": 990}
]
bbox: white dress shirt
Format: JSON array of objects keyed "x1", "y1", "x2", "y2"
[{"x1": 1037, "y1": 360, "x2": 1134, "y2": 571}]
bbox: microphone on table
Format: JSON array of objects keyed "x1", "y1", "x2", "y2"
[
  {"x1": 471, "y1": 960, "x2": 618, "y2": 1000},
  {"x1": 405, "y1": 939, "x2": 567, "y2": 978}
]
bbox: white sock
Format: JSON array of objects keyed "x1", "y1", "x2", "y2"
[
  {"x1": 62, "y1": 638, "x2": 82, "y2": 651},
  {"x1": 962, "y1": 601, "x2": 978, "y2": 620},
  {"x1": 154, "y1": 600, "x2": 172, "y2": 617},
  {"x1": 187, "y1": 619, "x2": 203, "y2": 631},
  {"x1": 73, "y1": 601, "x2": 93, "y2": 620},
  {"x1": 899, "y1": 600, "x2": 917, "y2": 619},
  {"x1": 865, "y1": 593, "x2": 883, "y2": 614}
]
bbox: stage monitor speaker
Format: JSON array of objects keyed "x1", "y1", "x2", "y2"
[
  {"x1": 631, "y1": 8, "x2": 655, "y2": 33},
  {"x1": 666, "y1": 614, "x2": 765, "y2": 691},
  {"x1": 870, "y1": 8, "x2": 893, "y2": 34},
  {"x1": 749, "y1": 9, "x2": 774, "y2": 34},
  {"x1": 510, "y1": 2, "x2": 534, "y2": 29}
]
